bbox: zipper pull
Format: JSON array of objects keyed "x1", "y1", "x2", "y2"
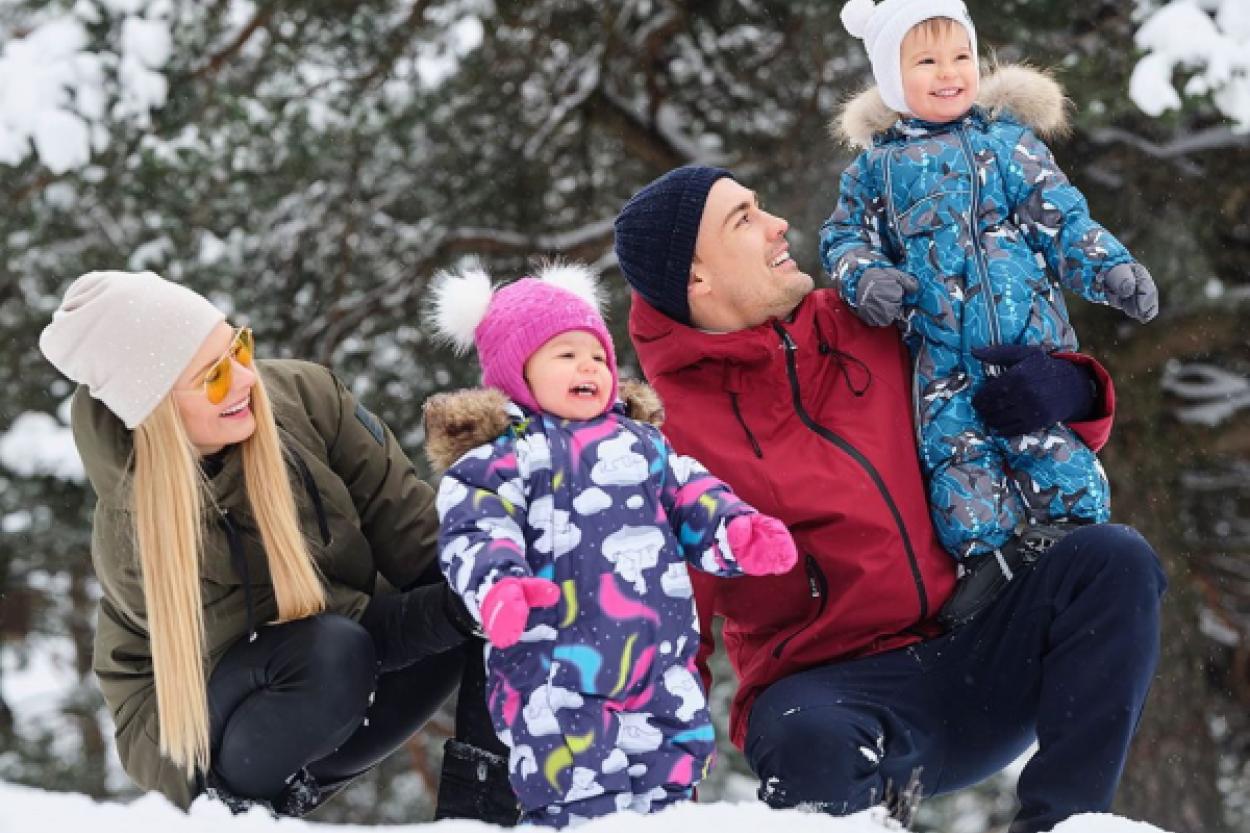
[{"x1": 775, "y1": 324, "x2": 797, "y2": 352}]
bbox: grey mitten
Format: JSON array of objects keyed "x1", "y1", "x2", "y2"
[
  {"x1": 1101, "y1": 262, "x2": 1158, "y2": 323},
  {"x1": 854, "y1": 267, "x2": 920, "y2": 327}
]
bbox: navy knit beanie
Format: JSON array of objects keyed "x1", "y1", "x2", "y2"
[{"x1": 613, "y1": 165, "x2": 733, "y2": 326}]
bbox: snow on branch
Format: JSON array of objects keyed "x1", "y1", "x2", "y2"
[
  {"x1": 524, "y1": 46, "x2": 604, "y2": 160},
  {"x1": 299, "y1": 218, "x2": 617, "y2": 361},
  {"x1": 447, "y1": 218, "x2": 615, "y2": 251},
  {"x1": 1160, "y1": 360, "x2": 1250, "y2": 426},
  {"x1": 1088, "y1": 125, "x2": 1250, "y2": 163},
  {"x1": 597, "y1": 85, "x2": 725, "y2": 166},
  {"x1": 1132, "y1": 0, "x2": 1250, "y2": 132},
  {"x1": 629, "y1": 6, "x2": 681, "y2": 51},
  {"x1": 0, "y1": 412, "x2": 83, "y2": 481},
  {"x1": 0, "y1": 5, "x2": 171, "y2": 174}
]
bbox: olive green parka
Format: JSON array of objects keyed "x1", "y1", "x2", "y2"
[{"x1": 73, "y1": 359, "x2": 438, "y2": 808}]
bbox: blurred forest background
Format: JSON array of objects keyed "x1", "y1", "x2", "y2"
[{"x1": 1, "y1": 1, "x2": 1248, "y2": 831}]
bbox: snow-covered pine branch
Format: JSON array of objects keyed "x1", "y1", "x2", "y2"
[{"x1": 1131, "y1": 0, "x2": 1250, "y2": 132}]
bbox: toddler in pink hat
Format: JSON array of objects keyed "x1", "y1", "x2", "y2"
[{"x1": 423, "y1": 261, "x2": 797, "y2": 827}]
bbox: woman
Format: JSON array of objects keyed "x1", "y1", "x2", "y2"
[{"x1": 38, "y1": 270, "x2": 514, "y2": 819}]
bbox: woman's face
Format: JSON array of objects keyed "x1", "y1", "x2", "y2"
[{"x1": 171, "y1": 321, "x2": 258, "y2": 456}]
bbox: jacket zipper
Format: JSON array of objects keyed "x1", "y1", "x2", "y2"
[
  {"x1": 772, "y1": 554, "x2": 828, "y2": 658},
  {"x1": 910, "y1": 341, "x2": 927, "y2": 449},
  {"x1": 291, "y1": 452, "x2": 333, "y2": 546},
  {"x1": 773, "y1": 321, "x2": 929, "y2": 620},
  {"x1": 956, "y1": 125, "x2": 1002, "y2": 346}
]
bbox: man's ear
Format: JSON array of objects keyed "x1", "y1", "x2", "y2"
[{"x1": 687, "y1": 264, "x2": 711, "y2": 301}]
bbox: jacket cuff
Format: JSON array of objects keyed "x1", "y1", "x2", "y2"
[
  {"x1": 1054, "y1": 351, "x2": 1115, "y2": 452},
  {"x1": 443, "y1": 582, "x2": 485, "y2": 639}
]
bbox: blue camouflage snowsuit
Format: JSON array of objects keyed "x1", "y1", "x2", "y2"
[
  {"x1": 820, "y1": 105, "x2": 1130, "y2": 559},
  {"x1": 435, "y1": 399, "x2": 755, "y2": 827}
]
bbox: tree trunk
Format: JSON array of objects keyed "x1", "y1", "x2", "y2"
[{"x1": 1094, "y1": 315, "x2": 1231, "y2": 832}]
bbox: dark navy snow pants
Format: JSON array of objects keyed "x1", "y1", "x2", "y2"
[{"x1": 744, "y1": 524, "x2": 1166, "y2": 833}]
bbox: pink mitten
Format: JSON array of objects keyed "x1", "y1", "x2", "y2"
[
  {"x1": 479, "y1": 577, "x2": 561, "y2": 648},
  {"x1": 727, "y1": 514, "x2": 798, "y2": 576}
]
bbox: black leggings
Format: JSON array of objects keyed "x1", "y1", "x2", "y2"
[{"x1": 207, "y1": 614, "x2": 462, "y2": 801}]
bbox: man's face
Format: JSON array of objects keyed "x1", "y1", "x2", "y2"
[{"x1": 688, "y1": 178, "x2": 814, "y2": 332}]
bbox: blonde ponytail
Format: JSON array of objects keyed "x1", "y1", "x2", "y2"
[{"x1": 131, "y1": 369, "x2": 325, "y2": 776}]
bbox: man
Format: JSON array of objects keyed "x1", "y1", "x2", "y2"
[{"x1": 612, "y1": 165, "x2": 1165, "y2": 833}]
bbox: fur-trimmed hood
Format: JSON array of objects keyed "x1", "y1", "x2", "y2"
[
  {"x1": 832, "y1": 64, "x2": 1070, "y2": 150},
  {"x1": 423, "y1": 378, "x2": 665, "y2": 475}
]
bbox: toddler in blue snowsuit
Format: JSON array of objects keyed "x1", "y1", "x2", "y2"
[
  {"x1": 820, "y1": 0, "x2": 1158, "y2": 562},
  {"x1": 423, "y1": 262, "x2": 797, "y2": 827}
]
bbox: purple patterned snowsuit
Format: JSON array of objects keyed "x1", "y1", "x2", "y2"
[{"x1": 436, "y1": 401, "x2": 756, "y2": 827}]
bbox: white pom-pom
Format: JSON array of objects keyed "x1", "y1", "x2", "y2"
[
  {"x1": 840, "y1": 0, "x2": 876, "y2": 38},
  {"x1": 536, "y1": 261, "x2": 604, "y2": 315},
  {"x1": 426, "y1": 260, "x2": 496, "y2": 355}
]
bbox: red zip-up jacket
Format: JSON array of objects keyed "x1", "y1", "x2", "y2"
[{"x1": 628, "y1": 288, "x2": 1115, "y2": 748}]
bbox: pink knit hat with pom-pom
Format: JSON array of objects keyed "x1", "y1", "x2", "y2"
[{"x1": 426, "y1": 261, "x2": 618, "y2": 415}]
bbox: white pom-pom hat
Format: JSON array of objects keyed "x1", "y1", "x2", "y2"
[
  {"x1": 426, "y1": 260, "x2": 618, "y2": 414},
  {"x1": 840, "y1": 0, "x2": 978, "y2": 116}
]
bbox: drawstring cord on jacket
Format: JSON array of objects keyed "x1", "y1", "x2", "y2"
[
  {"x1": 828, "y1": 347, "x2": 872, "y2": 397},
  {"x1": 219, "y1": 511, "x2": 258, "y2": 643},
  {"x1": 729, "y1": 392, "x2": 764, "y2": 459},
  {"x1": 723, "y1": 314, "x2": 876, "y2": 461},
  {"x1": 723, "y1": 361, "x2": 765, "y2": 459},
  {"x1": 813, "y1": 314, "x2": 872, "y2": 397}
]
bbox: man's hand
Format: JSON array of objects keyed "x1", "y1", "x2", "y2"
[
  {"x1": 478, "y1": 577, "x2": 560, "y2": 649},
  {"x1": 972, "y1": 345, "x2": 1096, "y2": 436},
  {"x1": 1101, "y1": 262, "x2": 1158, "y2": 323},
  {"x1": 854, "y1": 267, "x2": 919, "y2": 326},
  {"x1": 727, "y1": 514, "x2": 798, "y2": 576}
]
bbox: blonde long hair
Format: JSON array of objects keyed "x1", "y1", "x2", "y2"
[{"x1": 131, "y1": 371, "x2": 325, "y2": 776}]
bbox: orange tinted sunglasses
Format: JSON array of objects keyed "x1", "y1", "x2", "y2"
[{"x1": 196, "y1": 327, "x2": 254, "y2": 404}]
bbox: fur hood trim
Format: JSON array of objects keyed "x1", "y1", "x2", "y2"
[
  {"x1": 423, "y1": 378, "x2": 664, "y2": 475},
  {"x1": 832, "y1": 64, "x2": 1070, "y2": 150}
]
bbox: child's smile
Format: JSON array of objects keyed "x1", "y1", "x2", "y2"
[
  {"x1": 900, "y1": 20, "x2": 979, "y2": 123},
  {"x1": 525, "y1": 330, "x2": 614, "y2": 420}
]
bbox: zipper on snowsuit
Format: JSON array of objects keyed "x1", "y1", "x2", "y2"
[{"x1": 956, "y1": 125, "x2": 1003, "y2": 348}]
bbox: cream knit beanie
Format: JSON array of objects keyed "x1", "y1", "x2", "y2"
[
  {"x1": 39, "y1": 271, "x2": 226, "y2": 429},
  {"x1": 841, "y1": 0, "x2": 978, "y2": 116}
]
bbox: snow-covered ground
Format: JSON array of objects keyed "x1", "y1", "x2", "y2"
[{"x1": 0, "y1": 779, "x2": 1177, "y2": 833}]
